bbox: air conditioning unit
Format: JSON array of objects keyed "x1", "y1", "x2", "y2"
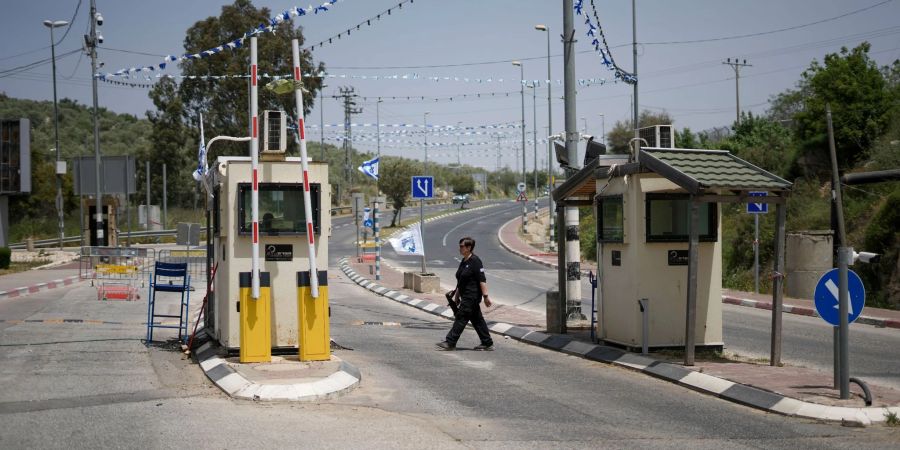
[
  {"x1": 262, "y1": 110, "x2": 287, "y2": 153},
  {"x1": 638, "y1": 124, "x2": 675, "y2": 148}
]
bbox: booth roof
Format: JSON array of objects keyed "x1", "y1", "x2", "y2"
[{"x1": 639, "y1": 147, "x2": 792, "y2": 195}]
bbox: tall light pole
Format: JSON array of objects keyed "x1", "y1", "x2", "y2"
[
  {"x1": 512, "y1": 60, "x2": 527, "y2": 229},
  {"x1": 723, "y1": 58, "x2": 752, "y2": 126},
  {"x1": 530, "y1": 83, "x2": 538, "y2": 219},
  {"x1": 632, "y1": 0, "x2": 640, "y2": 163},
  {"x1": 376, "y1": 98, "x2": 382, "y2": 193},
  {"x1": 319, "y1": 84, "x2": 327, "y2": 160},
  {"x1": 456, "y1": 121, "x2": 462, "y2": 167},
  {"x1": 599, "y1": 113, "x2": 606, "y2": 144},
  {"x1": 535, "y1": 24, "x2": 555, "y2": 250},
  {"x1": 563, "y1": 0, "x2": 583, "y2": 323},
  {"x1": 420, "y1": 111, "x2": 429, "y2": 274},
  {"x1": 44, "y1": 19, "x2": 68, "y2": 249}
]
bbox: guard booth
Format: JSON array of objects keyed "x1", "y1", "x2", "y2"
[
  {"x1": 553, "y1": 147, "x2": 792, "y2": 365},
  {"x1": 208, "y1": 155, "x2": 331, "y2": 356}
]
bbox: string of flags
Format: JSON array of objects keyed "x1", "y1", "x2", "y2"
[
  {"x1": 575, "y1": 0, "x2": 636, "y2": 84},
  {"x1": 307, "y1": 121, "x2": 522, "y2": 130},
  {"x1": 307, "y1": 0, "x2": 416, "y2": 52},
  {"x1": 98, "y1": 1, "x2": 341, "y2": 80},
  {"x1": 325, "y1": 135, "x2": 551, "y2": 147}
]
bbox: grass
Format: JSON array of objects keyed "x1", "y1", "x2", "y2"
[
  {"x1": 0, "y1": 260, "x2": 51, "y2": 276},
  {"x1": 886, "y1": 411, "x2": 899, "y2": 427}
]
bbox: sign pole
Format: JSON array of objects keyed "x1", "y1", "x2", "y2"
[
  {"x1": 754, "y1": 213, "x2": 759, "y2": 294},
  {"x1": 420, "y1": 199, "x2": 426, "y2": 274},
  {"x1": 826, "y1": 104, "x2": 850, "y2": 399}
]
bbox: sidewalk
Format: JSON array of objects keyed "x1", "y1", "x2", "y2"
[{"x1": 343, "y1": 220, "x2": 900, "y2": 425}]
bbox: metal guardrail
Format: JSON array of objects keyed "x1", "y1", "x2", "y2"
[{"x1": 9, "y1": 199, "x2": 458, "y2": 248}]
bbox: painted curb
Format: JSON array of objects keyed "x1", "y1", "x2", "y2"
[
  {"x1": 194, "y1": 340, "x2": 361, "y2": 402},
  {"x1": 496, "y1": 214, "x2": 899, "y2": 331},
  {"x1": 339, "y1": 257, "x2": 899, "y2": 426},
  {"x1": 0, "y1": 275, "x2": 82, "y2": 300}
]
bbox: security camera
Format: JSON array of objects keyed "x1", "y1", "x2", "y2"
[
  {"x1": 97, "y1": 33, "x2": 104, "y2": 44},
  {"x1": 853, "y1": 251, "x2": 880, "y2": 264},
  {"x1": 95, "y1": 13, "x2": 103, "y2": 26}
]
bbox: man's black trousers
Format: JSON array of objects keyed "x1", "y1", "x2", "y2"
[{"x1": 445, "y1": 300, "x2": 493, "y2": 346}]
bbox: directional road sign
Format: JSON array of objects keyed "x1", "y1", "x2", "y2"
[
  {"x1": 411, "y1": 176, "x2": 434, "y2": 199},
  {"x1": 814, "y1": 268, "x2": 866, "y2": 326},
  {"x1": 362, "y1": 207, "x2": 372, "y2": 228},
  {"x1": 747, "y1": 191, "x2": 768, "y2": 214}
]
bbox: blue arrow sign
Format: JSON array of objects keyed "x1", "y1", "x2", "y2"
[
  {"x1": 747, "y1": 191, "x2": 768, "y2": 214},
  {"x1": 411, "y1": 176, "x2": 433, "y2": 199},
  {"x1": 814, "y1": 268, "x2": 866, "y2": 326}
]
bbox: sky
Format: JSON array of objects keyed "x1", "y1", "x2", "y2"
[{"x1": 2, "y1": 0, "x2": 899, "y2": 172}]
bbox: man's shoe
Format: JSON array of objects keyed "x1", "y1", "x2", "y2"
[
  {"x1": 436, "y1": 341, "x2": 456, "y2": 351},
  {"x1": 473, "y1": 344, "x2": 493, "y2": 351}
]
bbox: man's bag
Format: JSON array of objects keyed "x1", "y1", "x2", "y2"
[{"x1": 445, "y1": 289, "x2": 459, "y2": 317}]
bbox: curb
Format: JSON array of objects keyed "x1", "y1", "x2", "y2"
[
  {"x1": 0, "y1": 275, "x2": 82, "y2": 300},
  {"x1": 339, "y1": 257, "x2": 899, "y2": 426},
  {"x1": 496, "y1": 214, "x2": 900, "y2": 331},
  {"x1": 194, "y1": 340, "x2": 361, "y2": 402}
]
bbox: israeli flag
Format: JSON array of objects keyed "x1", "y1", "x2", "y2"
[
  {"x1": 357, "y1": 156, "x2": 379, "y2": 180},
  {"x1": 388, "y1": 222, "x2": 424, "y2": 256},
  {"x1": 192, "y1": 113, "x2": 208, "y2": 182}
]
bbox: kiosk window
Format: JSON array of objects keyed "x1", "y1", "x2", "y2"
[
  {"x1": 645, "y1": 194, "x2": 716, "y2": 242},
  {"x1": 597, "y1": 196, "x2": 624, "y2": 242},
  {"x1": 238, "y1": 183, "x2": 320, "y2": 235}
]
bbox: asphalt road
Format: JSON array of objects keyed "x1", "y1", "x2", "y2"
[
  {"x1": 358, "y1": 200, "x2": 900, "y2": 392},
  {"x1": 0, "y1": 200, "x2": 897, "y2": 446}
]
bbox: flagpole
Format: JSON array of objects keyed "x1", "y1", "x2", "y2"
[{"x1": 293, "y1": 38, "x2": 319, "y2": 298}]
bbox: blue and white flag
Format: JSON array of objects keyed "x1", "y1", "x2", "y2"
[
  {"x1": 357, "y1": 156, "x2": 379, "y2": 180},
  {"x1": 192, "y1": 113, "x2": 208, "y2": 181},
  {"x1": 388, "y1": 222, "x2": 424, "y2": 256}
]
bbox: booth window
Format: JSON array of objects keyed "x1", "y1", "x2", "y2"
[
  {"x1": 597, "y1": 196, "x2": 624, "y2": 242},
  {"x1": 237, "y1": 183, "x2": 321, "y2": 235},
  {"x1": 645, "y1": 193, "x2": 717, "y2": 242}
]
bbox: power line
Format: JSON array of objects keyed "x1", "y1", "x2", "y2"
[{"x1": 642, "y1": 0, "x2": 894, "y2": 45}]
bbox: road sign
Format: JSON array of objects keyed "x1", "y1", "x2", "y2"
[
  {"x1": 362, "y1": 207, "x2": 372, "y2": 228},
  {"x1": 747, "y1": 191, "x2": 768, "y2": 214},
  {"x1": 411, "y1": 176, "x2": 433, "y2": 199},
  {"x1": 516, "y1": 182, "x2": 526, "y2": 194},
  {"x1": 814, "y1": 268, "x2": 866, "y2": 326},
  {"x1": 516, "y1": 192, "x2": 527, "y2": 202}
]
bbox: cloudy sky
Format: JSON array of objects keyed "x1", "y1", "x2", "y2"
[{"x1": 2, "y1": 0, "x2": 899, "y2": 170}]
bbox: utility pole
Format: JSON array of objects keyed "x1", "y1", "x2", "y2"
[
  {"x1": 532, "y1": 84, "x2": 538, "y2": 219},
  {"x1": 337, "y1": 87, "x2": 361, "y2": 203},
  {"x1": 632, "y1": 0, "x2": 640, "y2": 163},
  {"x1": 44, "y1": 19, "x2": 68, "y2": 249},
  {"x1": 319, "y1": 84, "x2": 326, "y2": 161},
  {"x1": 723, "y1": 58, "x2": 752, "y2": 126},
  {"x1": 563, "y1": 0, "x2": 582, "y2": 320},
  {"x1": 87, "y1": 0, "x2": 104, "y2": 246},
  {"x1": 513, "y1": 61, "x2": 527, "y2": 229}
]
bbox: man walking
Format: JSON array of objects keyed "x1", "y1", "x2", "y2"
[{"x1": 437, "y1": 236, "x2": 494, "y2": 351}]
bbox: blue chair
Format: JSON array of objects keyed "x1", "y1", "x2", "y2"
[{"x1": 146, "y1": 262, "x2": 191, "y2": 344}]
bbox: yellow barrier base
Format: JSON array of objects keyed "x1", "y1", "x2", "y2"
[
  {"x1": 240, "y1": 272, "x2": 271, "y2": 363},
  {"x1": 298, "y1": 271, "x2": 330, "y2": 361}
]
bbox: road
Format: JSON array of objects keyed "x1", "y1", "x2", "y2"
[
  {"x1": 368, "y1": 199, "x2": 900, "y2": 391},
  {"x1": 0, "y1": 199, "x2": 897, "y2": 447}
]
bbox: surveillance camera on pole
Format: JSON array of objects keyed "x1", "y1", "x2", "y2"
[
  {"x1": 852, "y1": 251, "x2": 880, "y2": 265},
  {"x1": 94, "y1": 12, "x2": 103, "y2": 26}
]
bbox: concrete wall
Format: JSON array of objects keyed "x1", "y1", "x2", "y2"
[{"x1": 785, "y1": 231, "x2": 833, "y2": 299}]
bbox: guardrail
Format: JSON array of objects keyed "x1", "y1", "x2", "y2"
[{"x1": 8, "y1": 199, "x2": 459, "y2": 248}]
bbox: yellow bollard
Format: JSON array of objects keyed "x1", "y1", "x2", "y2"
[
  {"x1": 239, "y1": 272, "x2": 271, "y2": 363},
  {"x1": 297, "y1": 271, "x2": 330, "y2": 361}
]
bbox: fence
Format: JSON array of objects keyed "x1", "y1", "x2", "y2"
[
  {"x1": 157, "y1": 248, "x2": 207, "y2": 279},
  {"x1": 79, "y1": 246, "x2": 155, "y2": 301}
]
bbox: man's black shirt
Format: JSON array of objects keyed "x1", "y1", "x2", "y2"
[{"x1": 456, "y1": 254, "x2": 486, "y2": 302}]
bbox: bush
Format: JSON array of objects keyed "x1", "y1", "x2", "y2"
[{"x1": 0, "y1": 247, "x2": 10, "y2": 269}]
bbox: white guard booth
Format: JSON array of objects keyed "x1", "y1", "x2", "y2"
[{"x1": 210, "y1": 156, "x2": 330, "y2": 351}]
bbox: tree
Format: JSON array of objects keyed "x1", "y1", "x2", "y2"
[
  {"x1": 154, "y1": 0, "x2": 325, "y2": 161},
  {"x1": 718, "y1": 112, "x2": 795, "y2": 177},
  {"x1": 379, "y1": 158, "x2": 418, "y2": 227},
  {"x1": 146, "y1": 77, "x2": 190, "y2": 207},
  {"x1": 786, "y1": 43, "x2": 894, "y2": 176},
  {"x1": 606, "y1": 110, "x2": 674, "y2": 154}
]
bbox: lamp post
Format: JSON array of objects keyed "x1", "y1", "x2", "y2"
[
  {"x1": 599, "y1": 113, "x2": 606, "y2": 145},
  {"x1": 512, "y1": 61, "x2": 527, "y2": 229},
  {"x1": 44, "y1": 19, "x2": 68, "y2": 249},
  {"x1": 535, "y1": 24, "x2": 555, "y2": 250},
  {"x1": 456, "y1": 121, "x2": 462, "y2": 167},
  {"x1": 420, "y1": 111, "x2": 429, "y2": 274},
  {"x1": 529, "y1": 83, "x2": 538, "y2": 220}
]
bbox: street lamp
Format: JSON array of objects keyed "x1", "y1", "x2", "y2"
[
  {"x1": 599, "y1": 113, "x2": 606, "y2": 145},
  {"x1": 423, "y1": 112, "x2": 430, "y2": 174},
  {"x1": 535, "y1": 24, "x2": 555, "y2": 250},
  {"x1": 512, "y1": 60, "x2": 527, "y2": 229},
  {"x1": 528, "y1": 83, "x2": 538, "y2": 220},
  {"x1": 44, "y1": 19, "x2": 68, "y2": 249}
]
